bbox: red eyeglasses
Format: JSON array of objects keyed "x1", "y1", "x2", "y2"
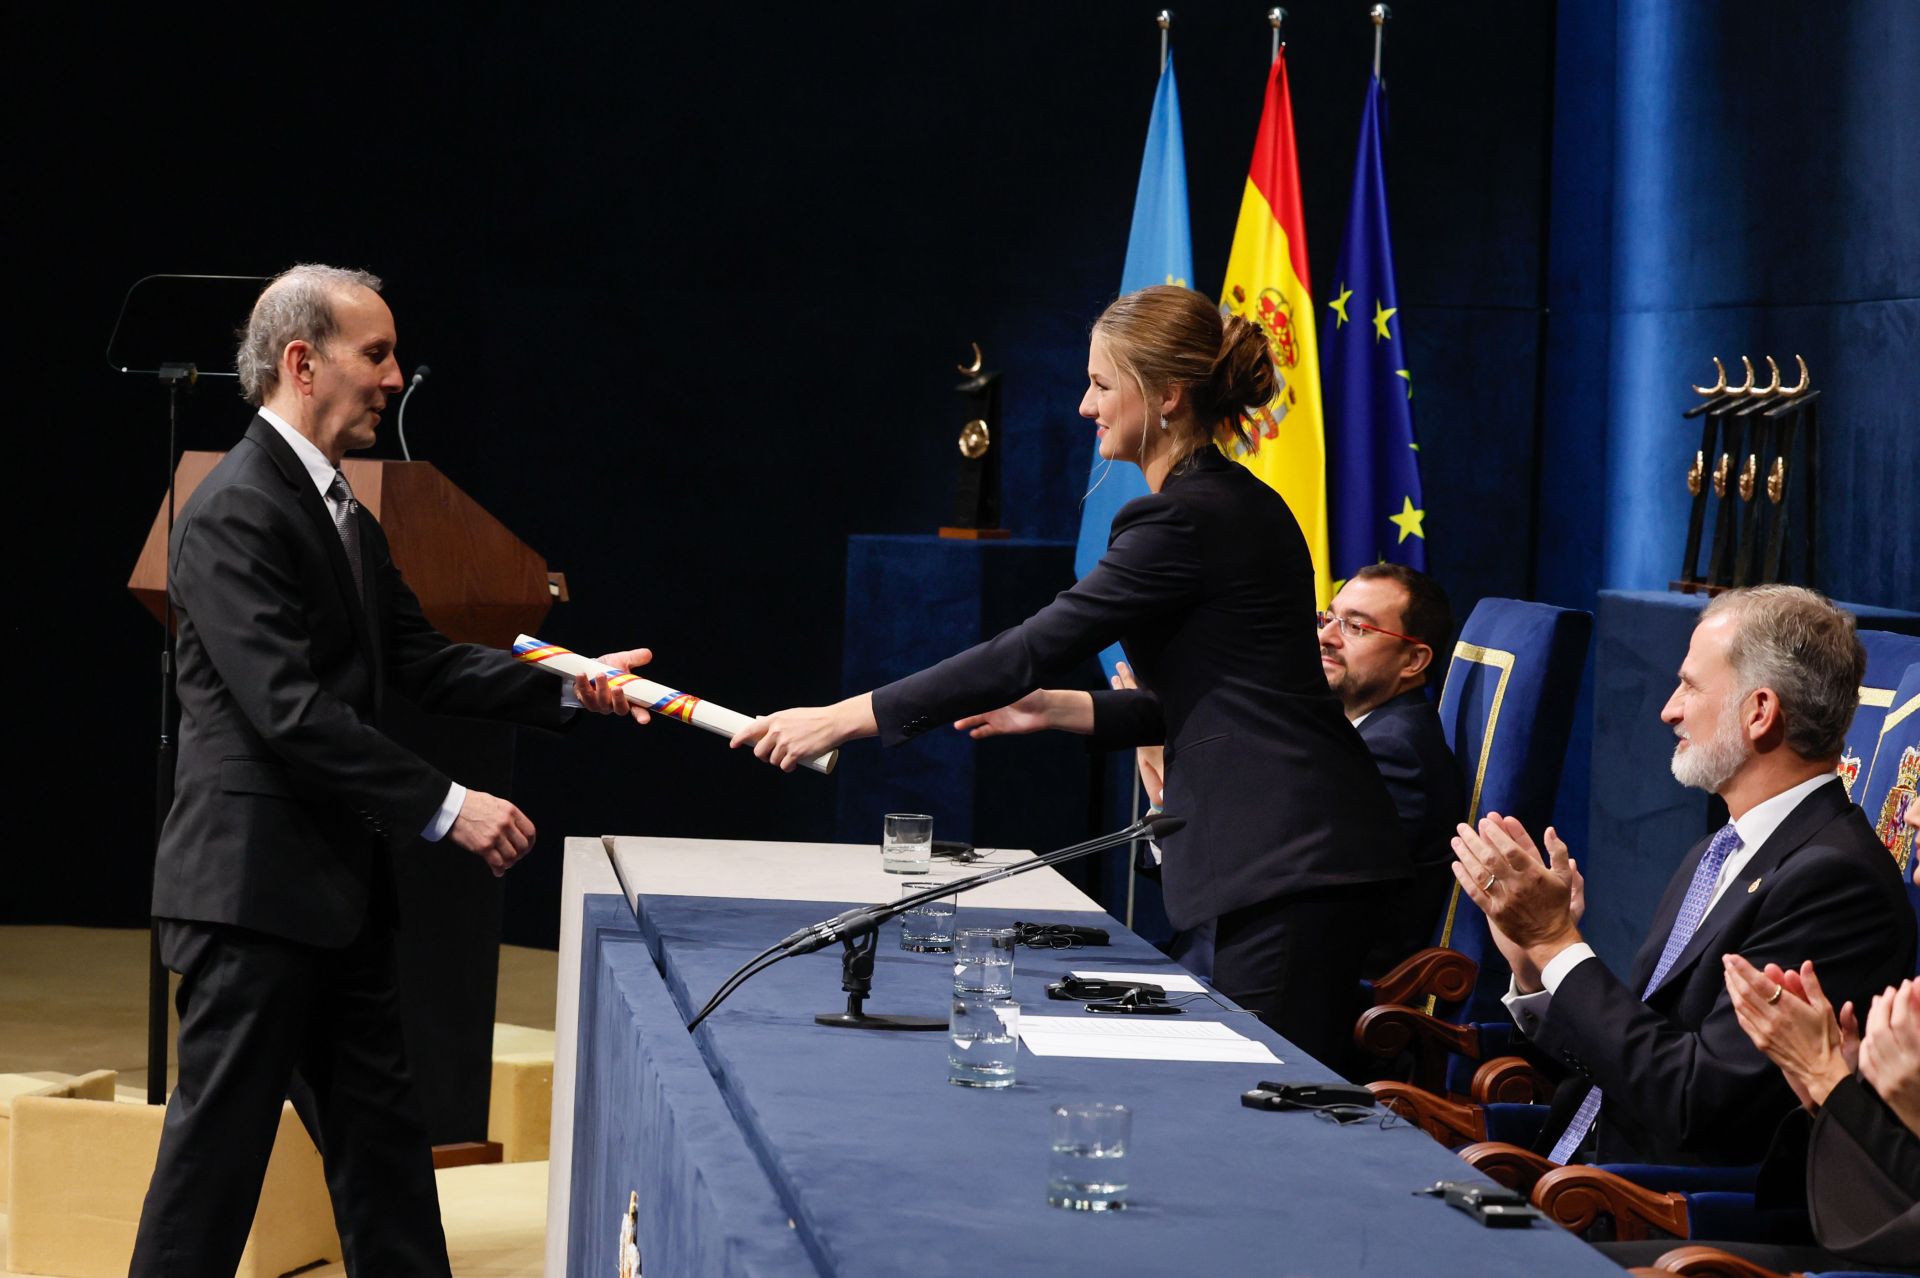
[{"x1": 1315, "y1": 610, "x2": 1423, "y2": 646}]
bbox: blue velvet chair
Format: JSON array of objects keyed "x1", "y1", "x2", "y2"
[
  {"x1": 1355, "y1": 598, "x2": 1592, "y2": 1099},
  {"x1": 1837, "y1": 633, "x2": 1920, "y2": 805}
]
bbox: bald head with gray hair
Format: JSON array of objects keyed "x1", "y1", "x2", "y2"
[
  {"x1": 1700, "y1": 585, "x2": 1864, "y2": 762},
  {"x1": 236, "y1": 264, "x2": 384, "y2": 406}
]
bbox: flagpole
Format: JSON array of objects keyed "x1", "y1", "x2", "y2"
[
  {"x1": 1371, "y1": 4, "x2": 1390, "y2": 79},
  {"x1": 1158, "y1": 9, "x2": 1171, "y2": 75},
  {"x1": 1270, "y1": 8, "x2": 1286, "y2": 62}
]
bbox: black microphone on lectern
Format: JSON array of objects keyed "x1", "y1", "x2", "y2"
[{"x1": 396, "y1": 364, "x2": 431, "y2": 461}]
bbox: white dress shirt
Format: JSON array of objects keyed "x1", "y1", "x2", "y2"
[{"x1": 1504, "y1": 772, "x2": 1840, "y2": 1035}]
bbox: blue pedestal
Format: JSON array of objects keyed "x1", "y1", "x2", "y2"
[
  {"x1": 834, "y1": 535, "x2": 1099, "y2": 876},
  {"x1": 1582, "y1": 590, "x2": 1920, "y2": 972}
]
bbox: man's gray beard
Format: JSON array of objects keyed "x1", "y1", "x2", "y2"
[{"x1": 1670, "y1": 706, "x2": 1751, "y2": 793}]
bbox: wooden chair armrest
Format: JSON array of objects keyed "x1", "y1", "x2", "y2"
[
  {"x1": 1369, "y1": 946, "x2": 1478, "y2": 1006},
  {"x1": 1649, "y1": 1245, "x2": 1797, "y2": 1278},
  {"x1": 1354, "y1": 1005, "x2": 1480, "y2": 1094},
  {"x1": 1469, "y1": 1054, "x2": 1555, "y2": 1104},
  {"x1": 1366, "y1": 1081, "x2": 1486, "y2": 1147},
  {"x1": 1457, "y1": 1140, "x2": 1556, "y2": 1194},
  {"x1": 1533, "y1": 1163, "x2": 1689, "y2": 1242}
]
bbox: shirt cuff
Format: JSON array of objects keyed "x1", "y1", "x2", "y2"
[
  {"x1": 559, "y1": 682, "x2": 583, "y2": 710},
  {"x1": 422, "y1": 783, "x2": 466, "y2": 843},
  {"x1": 1503, "y1": 983, "x2": 1552, "y2": 1037},
  {"x1": 1541, "y1": 943, "x2": 1597, "y2": 993}
]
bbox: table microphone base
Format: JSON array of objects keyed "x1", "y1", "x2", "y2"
[
  {"x1": 814, "y1": 931, "x2": 946, "y2": 1032},
  {"x1": 815, "y1": 1009, "x2": 945, "y2": 1032}
]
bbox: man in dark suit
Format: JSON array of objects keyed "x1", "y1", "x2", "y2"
[
  {"x1": 131, "y1": 264, "x2": 648, "y2": 1276},
  {"x1": 1451, "y1": 585, "x2": 1915, "y2": 1167},
  {"x1": 1318, "y1": 564, "x2": 1465, "y2": 971}
]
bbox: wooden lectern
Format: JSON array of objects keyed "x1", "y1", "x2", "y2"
[
  {"x1": 130, "y1": 453, "x2": 560, "y2": 1157},
  {"x1": 129, "y1": 453, "x2": 557, "y2": 641}
]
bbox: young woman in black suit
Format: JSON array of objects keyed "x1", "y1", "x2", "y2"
[{"x1": 733, "y1": 285, "x2": 1408, "y2": 1065}]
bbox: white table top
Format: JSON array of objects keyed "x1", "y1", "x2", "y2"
[{"x1": 601, "y1": 835, "x2": 1103, "y2": 913}]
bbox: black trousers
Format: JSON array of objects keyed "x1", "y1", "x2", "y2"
[
  {"x1": 1210, "y1": 883, "x2": 1385, "y2": 1075},
  {"x1": 129, "y1": 916, "x2": 450, "y2": 1278}
]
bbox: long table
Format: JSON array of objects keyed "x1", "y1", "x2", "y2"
[{"x1": 549, "y1": 836, "x2": 1623, "y2": 1277}]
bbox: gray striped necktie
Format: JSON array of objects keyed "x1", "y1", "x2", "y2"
[{"x1": 327, "y1": 469, "x2": 365, "y2": 599}]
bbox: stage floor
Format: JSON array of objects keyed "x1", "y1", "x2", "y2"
[{"x1": 0, "y1": 925, "x2": 558, "y2": 1278}]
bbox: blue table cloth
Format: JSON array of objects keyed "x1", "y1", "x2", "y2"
[{"x1": 571, "y1": 890, "x2": 1626, "y2": 1277}]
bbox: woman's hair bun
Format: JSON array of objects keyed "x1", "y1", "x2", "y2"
[{"x1": 1200, "y1": 314, "x2": 1278, "y2": 420}]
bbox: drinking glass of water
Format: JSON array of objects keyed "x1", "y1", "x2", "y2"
[
  {"x1": 1047, "y1": 1102, "x2": 1130, "y2": 1211},
  {"x1": 952, "y1": 926, "x2": 1015, "y2": 996},
  {"x1": 947, "y1": 995, "x2": 1018, "y2": 1088},
  {"x1": 881, "y1": 813, "x2": 933, "y2": 875},
  {"x1": 898, "y1": 882, "x2": 958, "y2": 952}
]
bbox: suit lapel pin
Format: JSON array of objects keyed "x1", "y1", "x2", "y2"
[{"x1": 1746, "y1": 877, "x2": 1761, "y2": 894}]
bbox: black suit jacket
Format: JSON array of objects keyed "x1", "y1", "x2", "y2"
[
  {"x1": 1804, "y1": 1074, "x2": 1920, "y2": 1265},
  {"x1": 1357, "y1": 689, "x2": 1465, "y2": 965},
  {"x1": 1529, "y1": 778, "x2": 1916, "y2": 1166},
  {"x1": 155, "y1": 417, "x2": 567, "y2": 947},
  {"x1": 871, "y1": 447, "x2": 1407, "y2": 929}
]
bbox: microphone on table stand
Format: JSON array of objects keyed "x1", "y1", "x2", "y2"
[{"x1": 685, "y1": 813, "x2": 1186, "y2": 1034}]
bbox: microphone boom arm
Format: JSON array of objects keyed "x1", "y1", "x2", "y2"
[{"x1": 685, "y1": 813, "x2": 1183, "y2": 1032}]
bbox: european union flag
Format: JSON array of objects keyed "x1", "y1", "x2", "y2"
[
  {"x1": 1323, "y1": 75, "x2": 1426, "y2": 583},
  {"x1": 1074, "y1": 53, "x2": 1193, "y2": 677}
]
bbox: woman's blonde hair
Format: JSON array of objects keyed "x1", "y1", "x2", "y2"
[{"x1": 1092, "y1": 284, "x2": 1278, "y2": 458}]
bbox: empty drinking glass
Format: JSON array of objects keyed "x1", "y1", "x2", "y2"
[
  {"x1": 948, "y1": 995, "x2": 1019, "y2": 1088},
  {"x1": 1047, "y1": 1102, "x2": 1130, "y2": 1211}
]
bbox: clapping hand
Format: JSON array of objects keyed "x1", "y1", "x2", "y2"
[
  {"x1": 1724, "y1": 956, "x2": 1853, "y2": 1110},
  {"x1": 1858, "y1": 978, "x2": 1920, "y2": 1133}
]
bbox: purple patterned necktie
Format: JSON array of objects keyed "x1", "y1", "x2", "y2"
[{"x1": 1548, "y1": 820, "x2": 1742, "y2": 1164}]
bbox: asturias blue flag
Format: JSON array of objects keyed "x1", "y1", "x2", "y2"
[
  {"x1": 1322, "y1": 75, "x2": 1426, "y2": 585},
  {"x1": 1074, "y1": 53, "x2": 1193, "y2": 678}
]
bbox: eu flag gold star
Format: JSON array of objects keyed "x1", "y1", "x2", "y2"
[
  {"x1": 1395, "y1": 369, "x2": 1412, "y2": 400},
  {"x1": 1372, "y1": 301, "x2": 1397, "y2": 342},
  {"x1": 1388, "y1": 496, "x2": 1425, "y2": 543},
  {"x1": 1330, "y1": 285, "x2": 1353, "y2": 326}
]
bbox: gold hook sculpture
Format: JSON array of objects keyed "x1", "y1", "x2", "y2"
[
  {"x1": 1691, "y1": 357, "x2": 1728, "y2": 397},
  {"x1": 1728, "y1": 356, "x2": 1757, "y2": 396},
  {"x1": 956, "y1": 342, "x2": 983, "y2": 376},
  {"x1": 1777, "y1": 354, "x2": 1810, "y2": 397},
  {"x1": 1752, "y1": 356, "x2": 1782, "y2": 398}
]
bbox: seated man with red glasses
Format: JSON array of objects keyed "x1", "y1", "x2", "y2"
[{"x1": 1315, "y1": 564, "x2": 1466, "y2": 971}]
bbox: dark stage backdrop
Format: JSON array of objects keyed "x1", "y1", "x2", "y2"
[{"x1": 11, "y1": 2, "x2": 1910, "y2": 948}]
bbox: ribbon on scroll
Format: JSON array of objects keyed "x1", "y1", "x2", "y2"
[{"x1": 512, "y1": 635, "x2": 838, "y2": 775}]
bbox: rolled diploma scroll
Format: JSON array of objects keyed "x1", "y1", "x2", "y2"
[{"x1": 511, "y1": 636, "x2": 838, "y2": 775}]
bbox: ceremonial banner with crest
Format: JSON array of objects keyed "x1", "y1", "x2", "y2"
[
  {"x1": 1220, "y1": 48, "x2": 1331, "y2": 607},
  {"x1": 1323, "y1": 72, "x2": 1427, "y2": 585},
  {"x1": 1074, "y1": 52, "x2": 1194, "y2": 677}
]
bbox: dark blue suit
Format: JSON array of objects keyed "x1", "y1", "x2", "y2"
[
  {"x1": 1531, "y1": 779, "x2": 1915, "y2": 1167},
  {"x1": 1356, "y1": 688, "x2": 1466, "y2": 971}
]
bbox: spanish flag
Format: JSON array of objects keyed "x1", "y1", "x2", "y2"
[{"x1": 1220, "y1": 49, "x2": 1332, "y2": 607}]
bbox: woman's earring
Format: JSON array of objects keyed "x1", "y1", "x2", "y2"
[{"x1": 1159, "y1": 415, "x2": 1169, "y2": 431}]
